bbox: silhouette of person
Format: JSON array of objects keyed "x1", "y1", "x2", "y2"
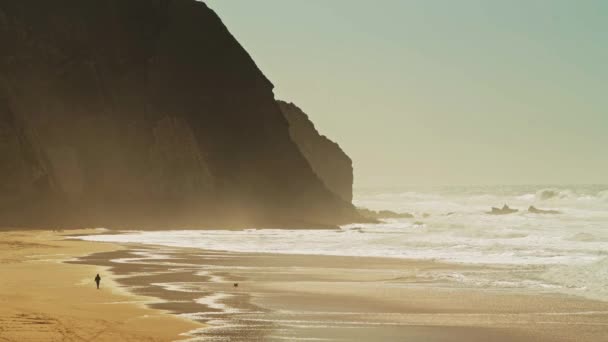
[{"x1": 95, "y1": 274, "x2": 101, "y2": 289}]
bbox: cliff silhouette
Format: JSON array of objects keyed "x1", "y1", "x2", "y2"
[
  {"x1": 0, "y1": 0, "x2": 360, "y2": 229},
  {"x1": 278, "y1": 101, "x2": 353, "y2": 203}
]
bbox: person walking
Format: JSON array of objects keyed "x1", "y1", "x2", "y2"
[{"x1": 95, "y1": 274, "x2": 101, "y2": 289}]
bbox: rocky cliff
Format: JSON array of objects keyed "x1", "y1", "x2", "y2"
[
  {"x1": 278, "y1": 101, "x2": 353, "y2": 203},
  {"x1": 0, "y1": 0, "x2": 359, "y2": 229}
]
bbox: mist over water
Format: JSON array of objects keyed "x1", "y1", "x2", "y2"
[
  {"x1": 82, "y1": 185, "x2": 608, "y2": 301},
  {"x1": 353, "y1": 185, "x2": 608, "y2": 263}
]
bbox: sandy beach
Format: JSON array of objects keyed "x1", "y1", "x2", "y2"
[
  {"x1": 1, "y1": 1, "x2": 605, "y2": 341},
  {"x1": 68, "y1": 233, "x2": 608, "y2": 341},
  {"x1": 2, "y1": 229, "x2": 608, "y2": 341},
  {"x1": 0, "y1": 229, "x2": 202, "y2": 342}
]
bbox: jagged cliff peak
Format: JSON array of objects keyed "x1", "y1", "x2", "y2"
[{"x1": 278, "y1": 100, "x2": 353, "y2": 203}]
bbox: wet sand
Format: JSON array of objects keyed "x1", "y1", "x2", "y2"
[
  {"x1": 0, "y1": 230, "x2": 202, "y2": 342},
  {"x1": 72, "y1": 243, "x2": 608, "y2": 341}
]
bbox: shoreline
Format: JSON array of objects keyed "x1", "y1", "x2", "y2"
[
  {"x1": 3, "y1": 229, "x2": 608, "y2": 341},
  {"x1": 71, "y1": 235, "x2": 608, "y2": 341},
  {"x1": 0, "y1": 229, "x2": 203, "y2": 342}
]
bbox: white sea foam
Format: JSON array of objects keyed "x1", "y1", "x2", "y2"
[
  {"x1": 152, "y1": 282, "x2": 205, "y2": 293},
  {"x1": 195, "y1": 293, "x2": 235, "y2": 311},
  {"x1": 78, "y1": 185, "x2": 608, "y2": 301}
]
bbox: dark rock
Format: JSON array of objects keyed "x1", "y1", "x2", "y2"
[
  {"x1": 358, "y1": 208, "x2": 414, "y2": 219},
  {"x1": 0, "y1": 0, "x2": 359, "y2": 229},
  {"x1": 528, "y1": 206, "x2": 560, "y2": 215},
  {"x1": 487, "y1": 204, "x2": 518, "y2": 215},
  {"x1": 278, "y1": 101, "x2": 353, "y2": 203}
]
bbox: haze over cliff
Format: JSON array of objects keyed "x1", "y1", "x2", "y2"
[
  {"x1": 0, "y1": 0, "x2": 359, "y2": 229},
  {"x1": 278, "y1": 101, "x2": 353, "y2": 203}
]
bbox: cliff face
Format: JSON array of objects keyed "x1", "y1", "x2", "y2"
[
  {"x1": 278, "y1": 101, "x2": 353, "y2": 203},
  {"x1": 0, "y1": 0, "x2": 358, "y2": 228}
]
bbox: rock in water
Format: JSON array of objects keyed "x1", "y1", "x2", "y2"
[
  {"x1": 528, "y1": 206, "x2": 561, "y2": 215},
  {"x1": 0, "y1": 0, "x2": 359, "y2": 229},
  {"x1": 487, "y1": 204, "x2": 518, "y2": 215},
  {"x1": 357, "y1": 208, "x2": 414, "y2": 219}
]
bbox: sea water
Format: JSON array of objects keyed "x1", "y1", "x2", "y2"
[{"x1": 80, "y1": 185, "x2": 608, "y2": 301}]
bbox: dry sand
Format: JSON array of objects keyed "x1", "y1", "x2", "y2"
[{"x1": 0, "y1": 229, "x2": 202, "y2": 342}]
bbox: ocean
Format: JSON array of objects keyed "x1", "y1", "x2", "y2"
[{"x1": 80, "y1": 185, "x2": 608, "y2": 302}]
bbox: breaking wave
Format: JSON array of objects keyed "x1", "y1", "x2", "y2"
[{"x1": 536, "y1": 188, "x2": 574, "y2": 200}]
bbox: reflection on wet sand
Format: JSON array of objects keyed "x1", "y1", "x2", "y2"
[{"x1": 72, "y1": 247, "x2": 608, "y2": 342}]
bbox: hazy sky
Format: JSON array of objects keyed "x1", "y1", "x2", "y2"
[{"x1": 205, "y1": 0, "x2": 607, "y2": 187}]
